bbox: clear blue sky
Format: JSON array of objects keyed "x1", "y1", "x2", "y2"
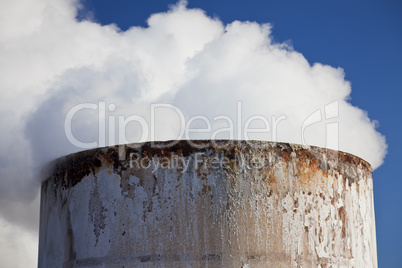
[{"x1": 81, "y1": 0, "x2": 402, "y2": 266}]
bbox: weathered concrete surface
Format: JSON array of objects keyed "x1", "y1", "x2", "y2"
[{"x1": 38, "y1": 140, "x2": 377, "y2": 267}]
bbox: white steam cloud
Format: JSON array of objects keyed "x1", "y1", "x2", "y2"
[{"x1": 0, "y1": 0, "x2": 387, "y2": 266}]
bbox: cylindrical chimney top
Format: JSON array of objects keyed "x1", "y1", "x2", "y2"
[{"x1": 38, "y1": 140, "x2": 377, "y2": 267}]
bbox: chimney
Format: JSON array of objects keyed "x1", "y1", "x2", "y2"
[{"x1": 38, "y1": 140, "x2": 377, "y2": 267}]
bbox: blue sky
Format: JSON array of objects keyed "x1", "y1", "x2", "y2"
[{"x1": 80, "y1": 0, "x2": 402, "y2": 266}]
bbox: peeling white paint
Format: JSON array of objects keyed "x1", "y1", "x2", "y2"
[{"x1": 38, "y1": 141, "x2": 377, "y2": 267}]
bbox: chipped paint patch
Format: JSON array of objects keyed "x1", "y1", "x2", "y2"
[{"x1": 38, "y1": 140, "x2": 377, "y2": 267}]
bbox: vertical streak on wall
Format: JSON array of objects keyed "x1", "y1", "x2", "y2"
[{"x1": 38, "y1": 140, "x2": 377, "y2": 267}]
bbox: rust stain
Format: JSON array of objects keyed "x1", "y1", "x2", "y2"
[
  {"x1": 40, "y1": 140, "x2": 376, "y2": 267},
  {"x1": 46, "y1": 140, "x2": 372, "y2": 191}
]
